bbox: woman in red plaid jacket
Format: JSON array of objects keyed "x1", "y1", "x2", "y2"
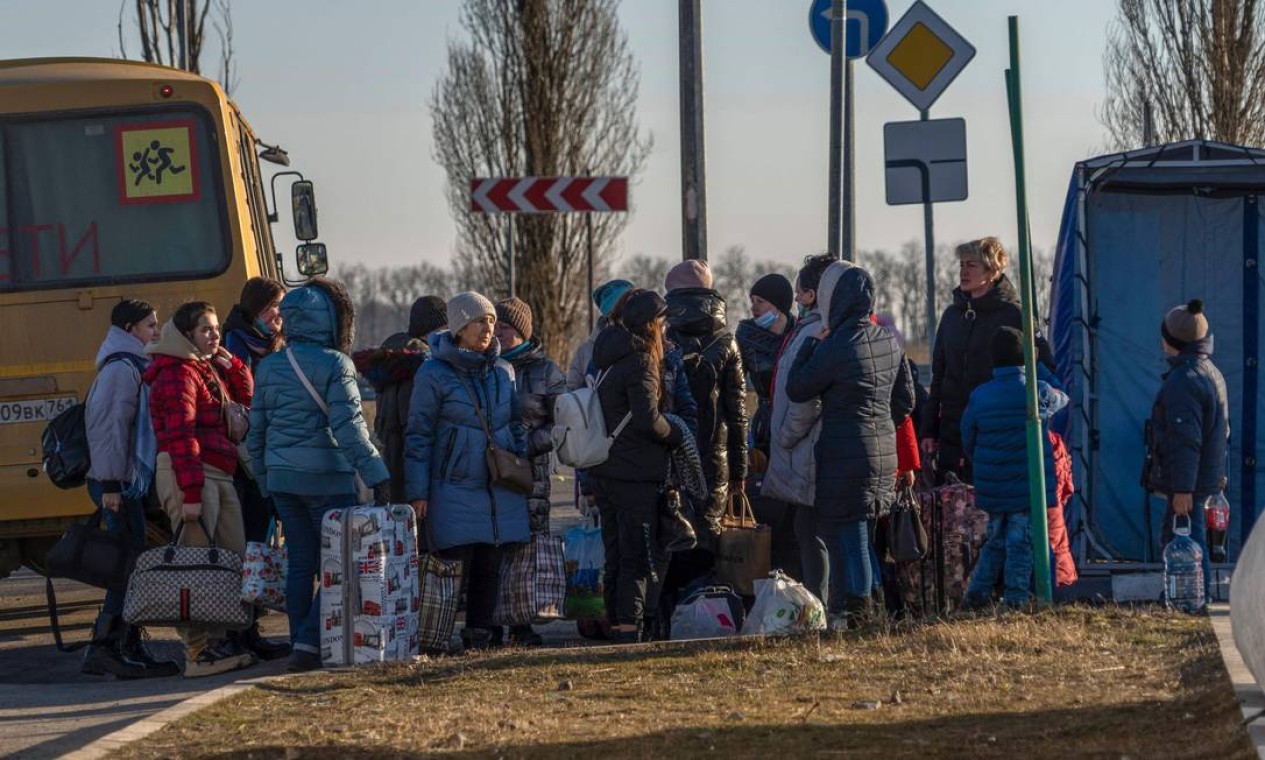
[{"x1": 143, "y1": 300, "x2": 256, "y2": 678}]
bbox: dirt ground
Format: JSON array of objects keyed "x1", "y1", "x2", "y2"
[{"x1": 114, "y1": 605, "x2": 1254, "y2": 759}]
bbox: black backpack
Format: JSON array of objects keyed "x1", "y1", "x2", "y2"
[
  {"x1": 42, "y1": 404, "x2": 90, "y2": 490},
  {"x1": 41, "y1": 353, "x2": 142, "y2": 490}
]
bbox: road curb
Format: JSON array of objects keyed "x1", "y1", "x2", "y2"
[
  {"x1": 1210, "y1": 603, "x2": 1265, "y2": 759},
  {"x1": 61, "y1": 672, "x2": 289, "y2": 760}
]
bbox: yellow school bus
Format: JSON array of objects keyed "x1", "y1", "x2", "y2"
[{"x1": 0, "y1": 57, "x2": 325, "y2": 577}]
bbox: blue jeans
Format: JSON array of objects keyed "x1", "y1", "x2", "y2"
[
  {"x1": 86, "y1": 480, "x2": 147, "y2": 621},
  {"x1": 273, "y1": 491, "x2": 357, "y2": 653},
  {"x1": 824, "y1": 518, "x2": 872, "y2": 608},
  {"x1": 966, "y1": 513, "x2": 1034, "y2": 607}
]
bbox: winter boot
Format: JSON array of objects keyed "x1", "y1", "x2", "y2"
[
  {"x1": 232, "y1": 620, "x2": 291, "y2": 661},
  {"x1": 507, "y1": 625, "x2": 543, "y2": 647},
  {"x1": 119, "y1": 625, "x2": 181, "y2": 677},
  {"x1": 81, "y1": 616, "x2": 151, "y2": 679}
]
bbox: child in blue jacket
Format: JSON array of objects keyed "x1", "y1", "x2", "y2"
[{"x1": 961, "y1": 327, "x2": 1068, "y2": 609}]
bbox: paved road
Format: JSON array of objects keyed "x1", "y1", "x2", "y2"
[{"x1": 0, "y1": 476, "x2": 591, "y2": 759}]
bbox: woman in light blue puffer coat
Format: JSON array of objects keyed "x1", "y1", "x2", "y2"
[{"x1": 247, "y1": 277, "x2": 389, "y2": 672}]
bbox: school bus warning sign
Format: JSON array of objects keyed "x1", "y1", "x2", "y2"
[{"x1": 115, "y1": 120, "x2": 200, "y2": 204}]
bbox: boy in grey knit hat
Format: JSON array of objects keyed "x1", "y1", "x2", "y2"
[{"x1": 1145, "y1": 299, "x2": 1229, "y2": 599}]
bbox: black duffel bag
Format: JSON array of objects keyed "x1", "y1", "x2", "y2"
[{"x1": 44, "y1": 508, "x2": 141, "y2": 651}]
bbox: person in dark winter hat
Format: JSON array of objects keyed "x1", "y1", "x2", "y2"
[
  {"x1": 737, "y1": 273, "x2": 795, "y2": 461},
  {"x1": 1146, "y1": 299, "x2": 1228, "y2": 599},
  {"x1": 353, "y1": 332, "x2": 428, "y2": 505},
  {"x1": 750, "y1": 273, "x2": 795, "y2": 319},
  {"x1": 495, "y1": 296, "x2": 534, "y2": 343},
  {"x1": 960, "y1": 327, "x2": 1068, "y2": 609},
  {"x1": 570, "y1": 279, "x2": 635, "y2": 390},
  {"x1": 494, "y1": 297, "x2": 566, "y2": 646},
  {"x1": 590, "y1": 288, "x2": 684, "y2": 643},
  {"x1": 409, "y1": 295, "x2": 448, "y2": 340}
]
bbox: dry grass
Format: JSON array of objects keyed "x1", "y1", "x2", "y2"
[{"x1": 115, "y1": 606, "x2": 1254, "y2": 759}]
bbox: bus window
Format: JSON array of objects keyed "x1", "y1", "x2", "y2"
[
  {"x1": 0, "y1": 108, "x2": 229, "y2": 291},
  {"x1": 236, "y1": 120, "x2": 274, "y2": 277}
]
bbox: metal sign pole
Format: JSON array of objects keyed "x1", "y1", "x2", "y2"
[
  {"x1": 843, "y1": 57, "x2": 856, "y2": 262},
  {"x1": 506, "y1": 215, "x2": 516, "y2": 299},
  {"x1": 679, "y1": 0, "x2": 708, "y2": 261},
  {"x1": 921, "y1": 108, "x2": 937, "y2": 349},
  {"x1": 586, "y1": 213, "x2": 595, "y2": 330},
  {"x1": 827, "y1": 0, "x2": 844, "y2": 258}
]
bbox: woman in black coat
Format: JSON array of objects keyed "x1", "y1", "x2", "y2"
[
  {"x1": 920, "y1": 237, "x2": 1053, "y2": 481},
  {"x1": 590, "y1": 289, "x2": 684, "y2": 644},
  {"x1": 787, "y1": 263, "x2": 914, "y2": 626},
  {"x1": 735, "y1": 273, "x2": 795, "y2": 459}
]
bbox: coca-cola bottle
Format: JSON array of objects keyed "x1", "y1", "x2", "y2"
[{"x1": 1205, "y1": 491, "x2": 1230, "y2": 563}]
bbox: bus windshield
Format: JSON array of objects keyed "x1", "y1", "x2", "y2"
[{"x1": 0, "y1": 107, "x2": 229, "y2": 292}]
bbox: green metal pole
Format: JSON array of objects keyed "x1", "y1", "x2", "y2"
[{"x1": 1005, "y1": 16, "x2": 1053, "y2": 607}]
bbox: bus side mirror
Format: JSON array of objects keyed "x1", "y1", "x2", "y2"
[
  {"x1": 296, "y1": 243, "x2": 328, "y2": 277},
  {"x1": 291, "y1": 180, "x2": 318, "y2": 241}
]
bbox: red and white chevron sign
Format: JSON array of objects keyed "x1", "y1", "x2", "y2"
[{"x1": 470, "y1": 176, "x2": 629, "y2": 214}]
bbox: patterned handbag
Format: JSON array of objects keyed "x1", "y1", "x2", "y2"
[
  {"x1": 417, "y1": 520, "x2": 462, "y2": 653},
  {"x1": 123, "y1": 517, "x2": 250, "y2": 630},
  {"x1": 494, "y1": 533, "x2": 566, "y2": 626},
  {"x1": 241, "y1": 519, "x2": 287, "y2": 611}
]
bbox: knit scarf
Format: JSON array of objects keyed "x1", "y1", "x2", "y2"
[
  {"x1": 119, "y1": 360, "x2": 157, "y2": 500},
  {"x1": 663, "y1": 412, "x2": 707, "y2": 501}
]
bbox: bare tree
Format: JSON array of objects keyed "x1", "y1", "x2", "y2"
[
  {"x1": 619, "y1": 253, "x2": 670, "y2": 295},
  {"x1": 431, "y1": 0, "x2": 651, "y2": 364},
  {"x1": 1101, "y1": 0, "x2": 1265, "y2": 148},
  {"x1": 335, "y1": 263, "x2": 461, "y2": 350},
  {"x1": 117, "y1": 0, "x2": 238, "y2": 95}
]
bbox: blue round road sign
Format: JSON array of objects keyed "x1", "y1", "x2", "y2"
[{"x1": 809, "y1": 0, "x2": 889, "y2": 59}]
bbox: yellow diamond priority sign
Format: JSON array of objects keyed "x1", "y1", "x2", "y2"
[{"x1": 867, "y1": 1, "x2": 975, "y2": 113}]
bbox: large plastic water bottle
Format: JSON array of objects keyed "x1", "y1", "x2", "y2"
[{"x1": 1164, "y1": 515, "x2": 1206, "y2": 614}]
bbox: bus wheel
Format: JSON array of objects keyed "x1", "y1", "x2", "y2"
[{"x1": 0, "y1": 541, "x2": 22, "y2": 581}]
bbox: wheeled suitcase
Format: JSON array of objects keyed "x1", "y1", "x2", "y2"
[
  {"x1": 897, "y1": 476, "x2": 989, "y2": 616},
  {"x1": 320, "y1": 504, "x2": 420, "y2": 666}
]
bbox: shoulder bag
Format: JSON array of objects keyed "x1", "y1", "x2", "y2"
[{"x1": 456, "y1": 373, "x2": 533, "y2": 495}]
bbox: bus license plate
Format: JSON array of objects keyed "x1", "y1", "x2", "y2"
[{"x1": 0, "y1": 396, "x2": 77, "y2": 425}]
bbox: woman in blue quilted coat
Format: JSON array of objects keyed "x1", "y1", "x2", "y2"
[
  {"x1": 786, "y1": 262, "x2": 915, "y2": 628},
  {"x1": 405, "y1": 291, "x2": 530, "y2": 651},
  {"x1": 246, "y1": 277, "x2": 390, "y2": 672}
]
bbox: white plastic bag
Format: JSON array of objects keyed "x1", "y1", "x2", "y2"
[
  {"x1": 740, "y1": 571, "x2": 826, "y2": 637},
  {"x1": 670, "y1": 592, "x2": 741, "y2": 640}
]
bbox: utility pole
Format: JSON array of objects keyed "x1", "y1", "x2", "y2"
[
  {"x1": 843, "y1": 55, "x2": 856, "y2": 261},
  {"x1": 679, "y1": 0, "x2": 708, "y2": 261},
  {"x1": 827, "y1": 0, "x2": 844, "y2": 258}
]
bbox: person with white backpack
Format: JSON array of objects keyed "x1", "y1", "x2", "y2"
[{"x1": 587, "y1": 289, "x2": 686, "y2": 644}]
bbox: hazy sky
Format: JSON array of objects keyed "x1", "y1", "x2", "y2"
[{"x1": 2, "y1": 0, "x2": 1118, "y2": 273}]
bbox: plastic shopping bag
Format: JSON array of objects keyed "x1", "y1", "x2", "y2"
[
  {"x1": 241, "y1": 520, "x2": 287, "y2": 612},
  {"x1": 740, "y1": 571, "x2": 826, "y2": 637},
  {"x1": 563, "y1": 522, "x2": 605, "y2": 620},
  {"x1": 670, "y1": 584, "x2": 744, "y2": 640}
]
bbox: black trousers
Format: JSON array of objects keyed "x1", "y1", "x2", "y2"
[
  {"x1": 234, "y1": 470, "x2": 274, "y2": 545},
  {"x1": 593, "y1": 478, "x2": 664, "y2": 627},
  {"x1": 440, "y1": 543, "x2": 504, "y2": 631}
]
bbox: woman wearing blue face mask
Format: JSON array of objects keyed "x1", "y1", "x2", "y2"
[
  {"x1": 735, "y1": 273, "x2": 795, "y2": 464},
  {"x1": 222, "y1": 276, "x2": 292, "y2": 662},
  {"x1": 224, "y1": 277, "x2": 285, "y2": 371}
]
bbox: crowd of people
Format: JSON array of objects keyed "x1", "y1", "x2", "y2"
[{"x1": 74, "y1": 235, "x2": 1231, "y2": 679}]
